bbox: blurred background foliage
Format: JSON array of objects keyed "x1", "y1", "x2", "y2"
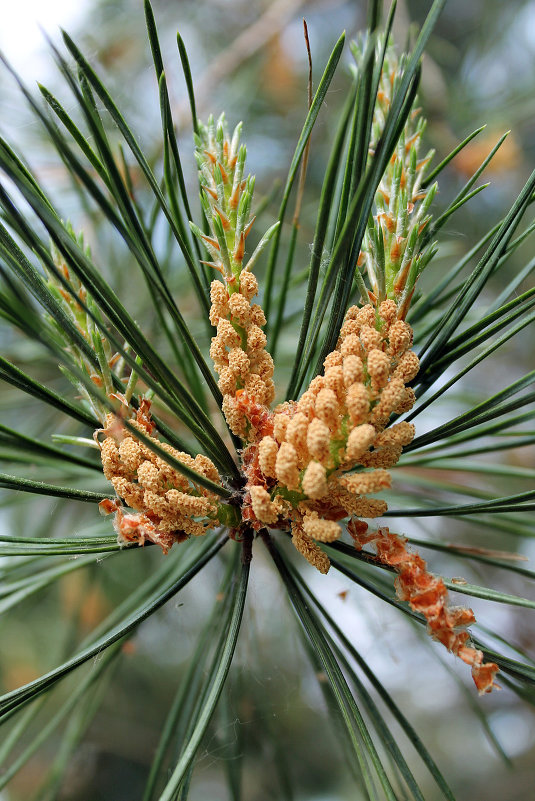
[{"x1": 0, "y1": 1, "x2": 534, "y2": 799}]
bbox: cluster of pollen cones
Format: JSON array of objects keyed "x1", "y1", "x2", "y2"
[
  {"x1": 94, "y1": 110, "x2": 499, "y2": 694},
  {"x1": 98, "y1": 401, "x2": 221, "y2": 553},
  {"x1": 240, "y1": 298, "x2": 418, "y2": 572}
]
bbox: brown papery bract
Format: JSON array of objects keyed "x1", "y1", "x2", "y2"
[{"x1": 349, "y1": 522, "x2": 500, "y2": 695}]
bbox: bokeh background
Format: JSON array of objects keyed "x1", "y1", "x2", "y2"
[{"x1": 1, "y1": 1, "x2": 535, "y2": 799}]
